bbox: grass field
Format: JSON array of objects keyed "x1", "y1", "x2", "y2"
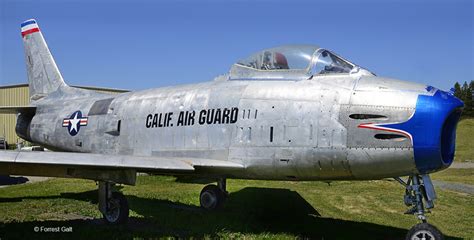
[
  {"x1": 0, "y1": 119, "x2": 472, "y2": 239},
  {"x1": 454, "y1": 119, "x2": 474, "y2": 163}
]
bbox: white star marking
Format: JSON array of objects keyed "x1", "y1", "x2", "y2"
[{"x1": 69, "y1": 112, "x2": 80, "y2": 133}]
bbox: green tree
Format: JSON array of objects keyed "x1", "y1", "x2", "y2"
[
  {"x1": 468, "y1": 80, "x2": 474, "y2": 117},
  {"x1": 452, "y1": 81, "x2": 473, "y2": 118},
  {"x1": 454, "y1": 82, "x2": 462, "y2": 99}
]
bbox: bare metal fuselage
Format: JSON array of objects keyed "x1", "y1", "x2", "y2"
[{"x1": 27, "y1": 75, "x2": 429, "y2": 181}]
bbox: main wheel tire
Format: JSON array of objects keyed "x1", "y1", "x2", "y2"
[
  {"x1": 406, "y1": 223, "x2": 444, "y2": 240},
  {"x1": 200, "y1": 184, "x2": 225, "y2": 210},
  {"x1": 102, "y1": 192, "x2": 129, "y2": 224}
]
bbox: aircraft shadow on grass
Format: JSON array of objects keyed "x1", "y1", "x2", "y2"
[
  {"x1": 0, "y1": 187, "x2": 462, "y2": 240},
  {"x1": 0, "y1": 175, "x2": 29, "y2": 186}
]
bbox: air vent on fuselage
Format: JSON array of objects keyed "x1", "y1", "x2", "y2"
[
  {"x1": 349, "y1": 114, "x2": 387, "y2": 120},
  {"x1": 374, "y1": 134, "x2": 407, "y2": 141},
  {"x1": 89, "y1": 98, "x2": 114, "y2": 116}
]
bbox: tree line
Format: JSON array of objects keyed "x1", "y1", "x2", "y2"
[{"x1": 453, "y1": 80, "x2": 474, "y2": 118}]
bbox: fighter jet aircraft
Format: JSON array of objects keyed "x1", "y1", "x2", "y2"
[{"x1": 0, "y1": 19, "x2": 464, "y2": 239}]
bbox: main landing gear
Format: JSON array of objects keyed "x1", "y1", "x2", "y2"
[
  {"x1": 96, "y1": 178, "x2": 229, "y2": 224},
  {"x1": 200, "y1": 178, "x2": 228, "y2": 210},
  {"x1": 98, "y1": 181, "x2": 129, "y2": 224},
  {"x1": 395, "y1": 174, "x2": 444, "y2": 240}
]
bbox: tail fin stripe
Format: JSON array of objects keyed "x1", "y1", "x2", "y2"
[
  {"x1": 21, "y1": 28, "x2": 39, "y2": 37},
  {"x1": 21, "y1": 20, "x2": 40, "y2": 38},
  {"x1": 20, "y1": 20, "x2": 36, "y2": 27}
]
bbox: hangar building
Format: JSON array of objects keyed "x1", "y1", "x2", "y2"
[{"x1": 0, "y1": 84, "x2": 128, "y2": 148}]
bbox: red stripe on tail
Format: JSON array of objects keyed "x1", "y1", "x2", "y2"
[{"x1": 21, "y1": 28, "x2": 39, "y2": 37}]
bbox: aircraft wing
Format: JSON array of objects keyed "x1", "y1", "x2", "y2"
[
  {"x1": 0, "y1": 151, "x2": 243, "y2": 171},
  {"x1": 0, "y1": 151, "x2": 244, "y2": 184}
]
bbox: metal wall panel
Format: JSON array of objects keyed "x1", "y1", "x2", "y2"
[{"x1": 0, "y1": 85, "x2": 29, "y2": 146}]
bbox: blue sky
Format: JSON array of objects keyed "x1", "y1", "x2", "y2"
[{"x1": 1, "y1": 0, "x2": 472, "y2": 91}]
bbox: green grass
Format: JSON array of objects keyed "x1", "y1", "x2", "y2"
[
  {"x1": 0, "y1": 120, "x2": 472, "y2": 239},
  {"x1": 454, "y1": 118, "x2": 474, "y2": 163},
  {"x1": 0, "y1": 176, "x2": 472, "y2": 239}
]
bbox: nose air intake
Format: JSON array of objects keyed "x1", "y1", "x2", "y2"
[
  {"x1": 412, "y1": 89, "x2": 464, "y2": 173},
  {"x1": 440, "y1": 108, "x2": 463, "y2": 165}
]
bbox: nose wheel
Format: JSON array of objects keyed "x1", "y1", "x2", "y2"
[
  {"x1": 395, "y1": 175, "x2": 444, "y2": 240},
  {"x1": 200, "y1": 178, "x2": 228, "y2": 210},
  {"x1": 406, "y1": 223, "x2": 443, "y2": 240}
]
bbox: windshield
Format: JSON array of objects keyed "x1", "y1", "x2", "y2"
[{"x1": 312, "y1": 50, "x2": 354, "y2": 75}]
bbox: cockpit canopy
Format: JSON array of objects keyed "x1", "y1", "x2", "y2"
[
  {"x1": 229, "y1": 45, "x2": 368, "y2": 80},
  {"x1": 237, "y1": 45, "x2": 318, "y2": 71}
]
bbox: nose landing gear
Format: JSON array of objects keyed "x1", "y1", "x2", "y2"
[{"x1": 395, "y1": 175, "x2": 444, "y2": 240}]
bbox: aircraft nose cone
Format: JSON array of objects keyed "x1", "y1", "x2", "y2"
[
  {"x1": 373, "y1": 87, "x2": 464, "y2": 173},
  {"x1": 410, "y1": 88, "x2": 464, "y2": 173}
]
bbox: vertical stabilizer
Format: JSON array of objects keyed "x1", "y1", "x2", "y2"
[{"x1": 21, "y1": 19, "x2": 67, "y2": 101}]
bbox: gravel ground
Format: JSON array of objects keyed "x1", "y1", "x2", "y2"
[
  {"x1": 450, "y1": 162, "x2": 474, "y2": 169},
  {"x1": 432, "y1": 180, "x2": 474, "y2": 195}
]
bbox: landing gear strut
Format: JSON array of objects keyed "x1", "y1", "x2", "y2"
[
  {"x1": 395, "y1": 175, "x2": 444, "y2": 240},
  {"x1": 199, "y1": 178, "x2": 228, "y2": 210},
  {"x1": 98, "y1": 181, "x2": 129, "y2": 224}
]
